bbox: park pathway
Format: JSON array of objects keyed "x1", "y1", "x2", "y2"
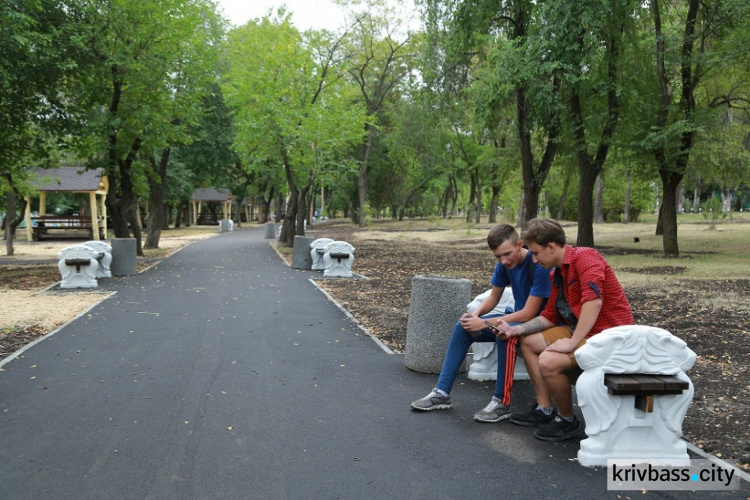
[{"x1": 0, "y1": 226, "x2": 743, "y2": 499}]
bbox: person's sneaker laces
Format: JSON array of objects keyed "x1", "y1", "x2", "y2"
[
  {"x1": 410, "y1": 389, "x2": 452, "y2": 411},
  {"x1": 509, "y1": 404, "x2": 556, "y2": 427},
  {"x1": 473, "y1": 396, "x2": 511, "y2": 423},
  {"x1": 533, "y1": 415, "x2": 583, "y2": 442}
]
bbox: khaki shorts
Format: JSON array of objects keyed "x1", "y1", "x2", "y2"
[{"x1": 541, "y1": 326, "x2": 587, "y2": 367}]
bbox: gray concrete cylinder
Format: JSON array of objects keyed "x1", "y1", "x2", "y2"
[
  {"x1": 291, "y1": 235, "x2": 315, "y2": 270},
  {"x1": 404, "y1": 275, "x2": 472, "y2": 373},
  {"x1": 264, "y1": 222, "x2": 276, "y2": 239},
  {"x1": 110, "y1": 238, "x2": 137, "y2": 276}
]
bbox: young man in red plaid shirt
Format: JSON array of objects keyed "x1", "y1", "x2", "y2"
[{"x1": 495, "y1": 218, "x2": 633, "y2": 442}]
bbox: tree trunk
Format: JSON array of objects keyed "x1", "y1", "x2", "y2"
[
  {"x1": 489, "y1": 182, "x2": 500, "y2": 224},
  {"x1": 295, "y1": 178, "x2": 313, "y2": 236},
  {"x1": 466, "y1": 171, "x2": 476, "y2": 223},
  {"x1": 623, "y1": 170, "x2": 632, "y2": 223},
  {"x1": 594, "y1": 173, "x2": 604, "y2": 223},
  {"x1": 145, "y1": 148, "x2": 171, "y2": 249},
  {"x1": 279, "y1": 186, "x2": 297, "y2": 246},
  {"x1": 474, "y1": 173, "x2": 482, "y2": 224},
  {"x1": 3, "y1": 190, "x2": 19, "y2": 256},
  {"x1": 660, "y1": 172, "x2": 681, "y2": 257},
  {"x1": 398, "y1": 177, "x2": 432, "y2": 221},
  {"x1": 279, "y1": 151, "x2": 298, "y2": 246},
  {"x1": 577, "y1": 161, "x2": 599, "y2": 248},
  {"x1": 357, "y1": 124, "x2": 376, "y2": 227},
  {"x1": 655, "y1": 184, "x2": 663, "y2": 235}
]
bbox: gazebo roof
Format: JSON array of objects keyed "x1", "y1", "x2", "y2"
[
  {"x1": 31, "y1": 166, "x2": 108, "y2": 193},
  {"x1": 191, "y1": 188, "x2": 232, "y2": 202}
]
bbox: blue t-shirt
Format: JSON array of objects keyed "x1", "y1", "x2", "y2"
[{"x1": 490, "y1": 248, "x2": 551, "y2": 314}]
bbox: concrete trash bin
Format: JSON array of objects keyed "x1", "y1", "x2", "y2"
[
  {"x1": 291, "y1": 235, "x2": 315, "y2": 270},
  {"x1": 264, "y1": 222, "x2": 276, "y2": 239},
  {"x1": 110, "y1": 238, "x2": 137, "y2": 276},
  {"x1": 404, "y1": 275, "x2": 472, "y2": 374}
]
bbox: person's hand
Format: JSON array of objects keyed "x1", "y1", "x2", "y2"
[
  {"x1": 459, "y1": 312, "x2": 481, "y2": 332},
  {"x1": 545, "y1": 338, "x2": 577, "y2": 353},
  {"x1": 493, "y1": 318, "x2": 514, "y2": 339}
]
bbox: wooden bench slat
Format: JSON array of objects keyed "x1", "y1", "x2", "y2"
[
  {"x1": 604, "y1": 373, "x2": 688, "y2": 396},
  {"x1": 658, "y1": 376, "x2": 690, "y2": 391},
  {"x1": 604, "y1": 374, "x2": 641, "y2": 393},
  {"x1": 627, "y1": 374, "x2": 666, "y2": 391}
]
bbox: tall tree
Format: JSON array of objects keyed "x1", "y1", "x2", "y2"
[
  {"x1": 344, "y1": 7, "x2": 413, "y2": 227},
  {"x1": 0, "y1": 1, "x2": 84, "y2": 255},
  {"x1": 534, "y1": 0, "x2": 633, "y2": 247},
  {"x1": 424, "y1": 0, "x2": 562, "y2": 227},
  {"x1": 69, "y1": 0, "x2": 224, "y2": 255},
  {"x1": 223, "y1": 13, "x2": 366, "y2": 245},
  {"x1": 645, "y1": 0, "x2": 750, "y2": 256}
]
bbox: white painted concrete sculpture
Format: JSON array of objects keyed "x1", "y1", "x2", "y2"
[
  {"x1": 84, "y1": 240, "x2": 112, "y2": 278},
  {"x1": 465, "y1": 288, "x2": 529, "y2": 381},
  {"x1": 322, "y1": 241, "x2": 355, "y2": 278},
  {"x1": 57, "y1": 244, "x2": 101, "y2": 289},
  {"x1": 310, "y1": 238, "x2": 334, "y2": 271},
  {"x1": 575, "y1": 325, "x2": 696, "y2": 467}
]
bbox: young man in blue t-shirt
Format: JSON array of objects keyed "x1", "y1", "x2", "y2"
[{"x1": 411, "y1": 224, "x2": 551, "y2": 422}]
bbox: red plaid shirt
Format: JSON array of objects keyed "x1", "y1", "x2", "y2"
[{"x1": 541, "y1": 246, "x2": 633, "y2": 336}]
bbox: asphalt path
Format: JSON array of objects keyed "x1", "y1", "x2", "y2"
[{"x1": 0, "y1": 226, "x2": 746, "y2": 499}]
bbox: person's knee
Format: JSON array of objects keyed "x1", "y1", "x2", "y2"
[
  {"x1": 451, "y1": 321, "x2": 471, "y2": 339},
  {"x1": 538, "y1": 351, "x2": 570, "y2": 378},
  {"x1": 520, "y1": 333, "x2": 545, "y2": 355}
]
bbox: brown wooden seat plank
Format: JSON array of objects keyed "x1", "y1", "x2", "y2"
[
  {"x1": 604, "y1": 374, "x2": 641, "y2": 393},
  {"x1": 654, "y1": 375, "x2": 689, "y2": 391},
  {"x1": 627, "y1": 374, "x2": 665, "y2": 391},
  {"x1": 604, "y1": 373, "x2": 688, "y2": 396}
]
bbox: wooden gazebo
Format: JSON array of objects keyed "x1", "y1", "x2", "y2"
[
  {"x1": 190, "y1": 188, "x2": 233, "y2": 225},
  {"x1": 24, "y1": 166, "x2": 109, "y2": 242}
]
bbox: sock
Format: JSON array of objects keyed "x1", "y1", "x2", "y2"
[
  {"x1": 559, "y1": 414, "x2": 575, "y2": 422},
  {"x1": 536, "y1": 405, "x2": 553, "y2": 415},
  {"x1": 436, "y1": 389, "x2": 449, "y2": 397}
]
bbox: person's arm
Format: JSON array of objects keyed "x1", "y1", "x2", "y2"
[
  {"x1": 545, "y1": 298, "x2": 602, "y2": 353},
  {"x1": 491, "y1": 295, "x2": 544, "y2": 325},
  {"x1": 495, "y1": 314, "x2": 555, "y2": 338}
]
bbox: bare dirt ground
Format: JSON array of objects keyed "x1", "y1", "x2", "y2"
[
  {"x1": 307, "y1": 222, "x2": 750, "y2": 472},
  {"x1": 2, "y1": 222, "x2": 749, "y2": 472}
]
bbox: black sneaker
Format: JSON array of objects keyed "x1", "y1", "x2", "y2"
[
  {"x1": 533, "y1": 415, "x2": 583, "y2": 442},
  {"x1": 509, "y1": 404, "x2": 556, "y2": 427}
]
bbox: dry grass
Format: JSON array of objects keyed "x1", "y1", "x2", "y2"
[{"x1": 357, "y1": 217, "x2": 750, "y2": 284}]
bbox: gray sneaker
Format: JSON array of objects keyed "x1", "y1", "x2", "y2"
[
  {"x1": 411, "y1": 389, "x2": 452, "y2": 411},
  {"x1": 473, "y1": 396, "x2": 511, "y2": 423}
]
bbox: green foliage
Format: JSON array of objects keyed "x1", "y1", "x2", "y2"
[
  {"x1": 222, "y1": 15, "x2": 367, "y2": 189},
  {"x1": 702, "y1": 196, "x2": 728, "y2": 230}
]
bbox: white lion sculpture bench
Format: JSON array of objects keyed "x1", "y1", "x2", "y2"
[
  {"x1": 310, "y1": 238, "x2": 334, "y2": 271},
  {"x1": 321, "y1": 241, "x2": 355, "y2": 278},
  {"x1": 465, "y1": 288, "x2": 529, "y2": 381},
  {"x1": 84, "y1": 240, "x2": 112, "y2": 278},
  {"x1": 57, "y1": 244, "x2": 102, "y2": 289},
  {"x1": 575, "y1": 325, "x2": 696, "y2": 467}
]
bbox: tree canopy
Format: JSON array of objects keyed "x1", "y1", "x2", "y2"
[{"x1": 3, "y1": 0, "x2": 750, "y2": 256}]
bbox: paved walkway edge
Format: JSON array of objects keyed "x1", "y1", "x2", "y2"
[
  {"x1": 308, "y1": 278, "x2": 395, "y2": 355},
  {"x1": 685, "y1": 441, "x2": 750, "y2": 483},
  {"x1": 0, "y1": 291, "x2": 118, "y2": 369}
]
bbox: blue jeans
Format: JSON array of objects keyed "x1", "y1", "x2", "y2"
[{"x1": 435, "y1": 314, "x2": 519, "y2": 406}]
